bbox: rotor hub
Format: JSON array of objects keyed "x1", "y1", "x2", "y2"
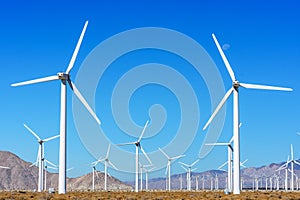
[
  {"x1": 57, "y1": 72, "x2": 69, "y2": 80},
  {"x1": 233, "y1": 80, "x2": 240, "y2": 88}
]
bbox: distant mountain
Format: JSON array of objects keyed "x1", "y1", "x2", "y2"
[
  {"x1": 0, "y1": 151, "x2": 132, "y2": 191},
  {"x1": 127, "y1": 161, "x2": 300, "y2": 190}
]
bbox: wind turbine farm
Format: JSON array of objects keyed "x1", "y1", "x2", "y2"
[{"x1": 1, "y1": 1, "x2": 300, "y2": 199}]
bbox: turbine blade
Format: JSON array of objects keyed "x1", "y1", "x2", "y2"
[
  {"x1": 212, "y1": 33, "x2": 236, "y2": 81},
  {"x1": 171, "y1": 155, "x2": 185, "y2": 160},
  {"x1": 23, "y1": 124, "x2": 41, "y2": 141},
  {"x1": 140, "y1": 146, "x2": 152, "y2": 165},
  {"x1": 69, "y1": 80, "x2": 101, "y2": 125},
  {"x1": 229, "y1": 136, "x2": 234, "y2": 144},
  {"x1": 165, "y1": 164, "x2": 168, "y2": 175},
  {"x1": 191, "y1": 159, "x2": 199, "y2": 167},
  {"x1": 66, "y1": 21, "x2": 89, "y2": 74},
  {"x1": 138, "y1": 120, "x2": 149, "y2": 142},
  {"x1": 106, "y1": 144, "x2": 111, "y2": 159},
  {"x1": 203, "y1": 87, "x2": 234, "y2": 130},
  {"x1": 108, "y1": 160, "x2": 118, "y2": 170},
  {"x1": 116, "y1": 142, "x2": 136, "y2": 146},
  {"x1": 43, "y1": 134, "x2": 60, "y2": 142},
  {"x1": 218, "y1": 161, "x2": 228, "y2": 170},
  {"x1": 294, "y1": 160, "x2": 300, "y2": 166},
  {"x1": 180, "y1": 165, "x2": 188, "y2": 171},
  {"x1": 291, "y1": 144, "x2": 294, "y2": 160},
  {"x1": 11, "y1": 75, "x2": 59, "y2": 87},
  {"x1": 30, "y1": 161, "x2": 38, "y2": 167},
  {"x1": 241, "y1": 159, "x2": 248, "y2": 165},
  {"x1": 179, "y1": 162, "x2": 189, "y2": 168},
  {"x1": 191, "y1": 168, "x2": 197, "y2": 172},
  {"x1": 67, "y1": 167, "x2": 74, "y2": 172},
  {"x1": 205, "y1": 143, "x2": 229, "y2": 146},
  {"x1": 44, "y1": 159, "x2": 57, "y2": 167},
  {"x1": 239, "y1": 83, "x2": 292, "y2": 91},
  {"x1": 158, "y1": 148, "x2": 170, "y2": 159}
]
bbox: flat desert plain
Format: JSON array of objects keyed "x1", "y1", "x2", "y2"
[{"x1": 1, "y1": 191, "x2": 300, "y2": 199}]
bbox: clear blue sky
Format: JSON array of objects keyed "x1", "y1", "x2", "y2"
[{"x1": 0, "y1": 1, "x2": 300, "y2": 182}]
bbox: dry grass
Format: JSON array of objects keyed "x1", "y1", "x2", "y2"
[{"x1": 1, "y1": 190, "x2": 300, "y2": 200}]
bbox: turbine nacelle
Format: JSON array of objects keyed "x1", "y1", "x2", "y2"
[
  {"x1": 57, "y1": 73, "x2": 69, "y2": 80},
  {"x1": 233, "y1": 80, "x2": 240, "y2": 88}
]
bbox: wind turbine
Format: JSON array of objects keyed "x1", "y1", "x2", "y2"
[
  {"x1": 143, "y1": 166, "x2": 155, "y2": 191},
  {"x1": 277, "y1": 144, "x2": 300, "y2": 191},
  {"x1": 94, "y1": 144, "x2": 118, "y2": 191},
  {"x1": 179, "y1": 159, "x2": 199, "y2": 191},
  {"x1": 139, "y1": 162, "x2": 152, "y2": 191},
  {"x1": 117, "y1": 120, "x2": 152, "y2": 192},
  {"x1": 203, "y1": 33, "x2": 292, "y2": 194},
  {"x1": 11, "y1": 21, "x2": 101, "y2": 194},
  {"x1": 23, "y1": 123, "x2": 59, "y2": 192},
  {"x1": 159, "y1": 147, "x2": 185, "y2": 191},
  {"x1": 205, "y1": 136, "x2": 233, "y2": 192}
]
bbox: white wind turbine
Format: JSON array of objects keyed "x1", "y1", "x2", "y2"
[
  {"x1": 203, "y1": 33, "x2": 292, "y2": 194},
  {"x1": 117, "y1": 120, "x2": 152, "y2": 192},
  {"x1": 143, "y1": 166, "x2": 155, "y2": 191},
  {"x1": 139, "y1": 162, "x2": 152, "y2": 191},
  {"x1": 205, "y1": 136, "x2": 233, "y2": 192},
  {"x1": 23, "y1": 123, "x2": 59, "y2": 192},
  {"x1": 277, "y1": 144, "x2": 300, "y2": 191},
  {"x1": 159, "y1": 148, "x2": 185, "y2": 191},
  {"x1": 11, "y1": 21, "x2": 101, "y2": 194},
  {"x1": 93, "y1": 144, "x2": 118, "y2": 191},
  {"x1": 179, "y1": 159, "x2": 199, "y2": 191}
]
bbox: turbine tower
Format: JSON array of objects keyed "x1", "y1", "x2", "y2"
[
  {"x1": 117, "y1": 120, "x2": 152, "y2": 192},
  {"x1": 159, "y1": 148, "x2": 185, "y2": 191},
  {"x1": 11, "y1": 21, "x2": 101, "y2": 194},
  {"x1": 203, "y1": 33, "x2": 292, "y2": 194},
  {"x1": 23, "y1": 123, "x2": 59, "y2": 192}
]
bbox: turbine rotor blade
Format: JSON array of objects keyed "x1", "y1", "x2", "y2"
[
  {"x1": 158, "y1": 148, "x2": 170, "y2": 160},
  {"x1": 66, "y1": 21, "x2": 89, "y2": 74},
  {"x1": 140, "y1": 146, "x2": 152, "y2": 165},
  {"x1": 229, "y1": 136, "x2": 234, "y2": 144},
  {"x1": 108, "y1": 160, "x2": 118, "y2": 170},
  {"x1": 23, "y1": 124, "x2": 41, "y2": 141},
  {"x1": 138, "y1": 120, "x2": 149, "y2": 143},
  {"x1": 11, "y1": 75, "x2": 59, "y2": 87},
  {"x1": 43, "y1": 134, "x2": 60, "y2": 142},
  {"x1": 205, "y1": 143, "x2": 229, "y2": 146},
  {"x1": 44, "y1": 159, "x2": 57, "y2": 167},
  {"x1": 191, "y1": 159, "x2": 199, "y2": 167},
  {"x1": 106, "y1": 144, "x2": 111, "y2": 159},
  {"x1": 203, "y1": 87, "x2": 234, "y2": 130},
  {"x1": 218, "y1": 161, "x2": 228, "y2": 170},
  {"x1": 212, "y1": 33, "x2": 236, "y2": 81},
  {"x1": 116, "y1": 142, "x2": 136, "y2": 146},
  {"x1": 179, "y1": 162, "x2": 189, "y2": 168},
  {"x1": 239, "y1": 83, "x2": 293, "y2": 91},
  {"x1": 69, "y1": 80, "x2": 101, "y2": 125},
  {"x1": 291, "y1": 144, "x2": 294, "y2": 160},
  {"x1": 180, "y1": 165, "x2": 188, "y2": 171},
  {"x1": 171, "y1": 155, "x2": 185, "y2": 160}
]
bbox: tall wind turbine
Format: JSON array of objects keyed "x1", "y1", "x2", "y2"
[
  {"x1": 205, "y1": 136, "x2": 233, "y2": 192},
  {"x1": 11, "y1": 21, "x2": 101, "y2": 194},
  {"x1": 117, "y1": 120, "x2": 152, "y2": 192},
  {"x1": 23, "y1": 123, "x2": 59, "y2": 192},
  {"x1": 94, "y1": 144, "x2": 118, "y2": 191},
  {"x1": 179, "y1": 159, "x2": 199, "y2": 191},
  {"x1": 203, "y1": 33, "x2": 292, "y2": 194},
  {"x1": 143, "y1": 166, "x2": 155, "y2": 191},
  {"x1": 159, "y1": 148, "x2": 185, "y2": 191}
]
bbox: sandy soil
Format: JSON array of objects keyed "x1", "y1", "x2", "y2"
[{"x1": 1, "y1": 190, "x2": 300, "y2": 200}]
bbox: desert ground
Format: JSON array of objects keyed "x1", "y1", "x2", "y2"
[{"x1": 1, "y1": 190, "x2": 300, "y2": 200}]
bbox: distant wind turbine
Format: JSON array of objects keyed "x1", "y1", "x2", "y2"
[
  {"x1": 179, "y1": 159, "x2": 199, "y2": 191},
  {"x1": 11, "y1": 21, "x2": 101, "y2": 194},
  {"x1": 203, "y1": 33, "x2": 292, "y2": 194},
  {"x1": 117, "y1": 120, "x2": 152, "y2": 192},
  {"x1": 23, "y1": 123, "x2": 59, "y2": 192},
  {"x1": 159, "y1": 147, "x2": 185, "y2": 191},
  {"x1": 94, "y1": 144, "x2": 118, "y2": 191}
]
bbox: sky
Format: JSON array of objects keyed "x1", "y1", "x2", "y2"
[{"x1": 0, "y1": 0, "x2": 300, "y2": 182}]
